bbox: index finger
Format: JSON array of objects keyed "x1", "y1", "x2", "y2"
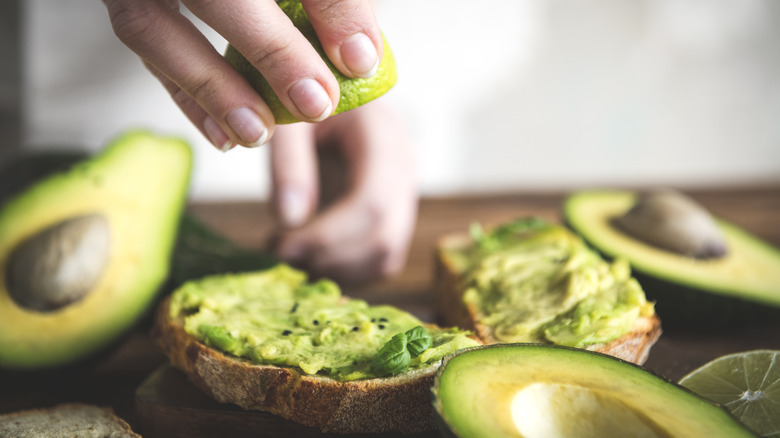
[
  {"x1": 302, "y1": 0, "x2": 383, "y2": 79},
  {"x1": 182, "y1": 0, "x2": 340, "y2": 122}
]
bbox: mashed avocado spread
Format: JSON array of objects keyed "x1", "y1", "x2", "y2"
[
  {"x1": 454, "y1": 218, "x2": 654, "y2": 347},
  {"x1": 169, "y1": 265, "x2": 479, "y2": 381}
]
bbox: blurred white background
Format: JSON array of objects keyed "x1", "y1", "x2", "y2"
[{"x1": 12, "y1": 0, "x2": 780, "y2": 201}]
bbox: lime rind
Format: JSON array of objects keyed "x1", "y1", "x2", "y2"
[{"x1": 680, "y1": 350, "x2": 780, "y2": 437}]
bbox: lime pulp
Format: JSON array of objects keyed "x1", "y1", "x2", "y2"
[{"x1": 679, "y1": 350, "x2": 780, "y2": 437}]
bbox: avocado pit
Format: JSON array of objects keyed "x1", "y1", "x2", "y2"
[
  {"x1": 6, "y1": 213, "x2": 111, "y2": 312},
  {"x1": 612, "y1": 189, "x2": 727, "y2": 259}
]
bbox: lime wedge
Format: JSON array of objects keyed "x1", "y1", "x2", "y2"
[{"x1": 679, "y1": 350, "x2": 780, "y2": 437}]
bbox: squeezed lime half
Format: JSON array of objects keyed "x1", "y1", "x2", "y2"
[
  {"x1": 679, "y1": 350, "x2": 780, "y2": 437},
  {"x1": 224, "y1": 0, "x2": 397, "y2": 124}
]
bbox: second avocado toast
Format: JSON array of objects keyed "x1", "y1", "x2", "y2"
[{"x1": 434, "y1": 218, "x2": 661, "y2": 365}]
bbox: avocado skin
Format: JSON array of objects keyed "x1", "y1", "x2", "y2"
[
  {"x1": 0, "y1": 150, "x2": 89, "y2": 206},
  {"x1": 629, "y1": 271, "x2": 780, "y2": 330},
  {"x1": 561, "y1": 190, "x2": 780, "y2": 329},
  {"x1": 434, "y1": 412, "x2": 461, "y2": 438}
]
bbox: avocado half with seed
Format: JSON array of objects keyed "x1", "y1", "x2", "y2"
[
  {"x1": 563, "y1": 190, "x2": 780, "y2": 327},
  {"x1": 432, "y1": 344, "x2": 756, "y2": 438},
  {"x1": 0, "y1": 131, "x2": 192, "y2": 369}
]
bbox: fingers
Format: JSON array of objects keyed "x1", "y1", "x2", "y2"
[
  {"x1": 280, "y1": 193, "x2": 416, "y2": 284},
  {"x1": 143, "y1": 61, "x2": 218, "y2": 145},
  {"x1": 270, "y1": 123, "x2": 319, "y2": 228},
  {"x1": 104, "y1": 0, "x2": 274, "y2": 150},
  {"x1": 302, "y1": 0, "x2": 383, "y2": 79},
  {"x1": 274, "y1": 102, "x2": 418, "y2": 284},
  {"x1": 182, "y1": 0, "x2": 339, "y2": 122},
  {"x1": 105, "y1": 0, "x2": 383, "y2": 155}
]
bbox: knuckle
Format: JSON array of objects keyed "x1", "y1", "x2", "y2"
[
  {"x1": 307, "y1": 0, "x2": 342, "y2": 18},
  {"x1": 306, "y1": 0, "x2": 369, "y2": 29},
  {"x1": 170, "y1": 86, "x2": 193, "y2": 110},
  {"x1": 244, "y1": 41, "x2": 296, "y2": 75},
  {"x1": 106, "y1": 0, "x2": 162, "y2": 48},
  {"x1": 184, "y1": 70, "x2": 222, "y2": 106}
]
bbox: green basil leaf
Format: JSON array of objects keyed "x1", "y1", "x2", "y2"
[
  {"x1": 371, "y1": 332, "x2": 411, "y2": 376},
  {"x1": 405, "y1": 325, "x2": 432, "y2": 357}
]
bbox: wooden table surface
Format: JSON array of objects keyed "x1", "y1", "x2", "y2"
[{"x1": 2, "y1": 185, "x2": 779, "y2": 436}]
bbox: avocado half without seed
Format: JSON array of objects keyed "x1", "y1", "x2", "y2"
[
  {"x1": 563, "y1": 189, "x2": 780, "y2": 327},
  {"x1": 0, "y1": 131, "x2": 192, "y2": 369},
  {"x1": 432, "y1": 344, "x2": 756, "y2": 438}
]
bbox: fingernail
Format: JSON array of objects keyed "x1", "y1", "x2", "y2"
[
  {"x1": 204, "y1": 115, "x2": 234, "y2": 152},
  {"x1": 278, "y1": 187, "x2": 309, "y2": 228},
  {"x1": 226, "y1": 107, "x2": 268, "y2": 148},
  {"x1": 341, "y1": 33, "x2": 379, "y2": 78},
  {"x1": 289, "y1": 78, "x2": 333, "y2": 122}
]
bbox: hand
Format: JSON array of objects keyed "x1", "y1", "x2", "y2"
[
  {"x1": 270, "y1": 101, "x2": 417, "y2": 285},
  {"x1": 103, "y1": 0, "x2": 383, "y2": 150}
]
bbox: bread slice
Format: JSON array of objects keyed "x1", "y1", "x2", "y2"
[
  {"x1": 152, "y1": 297, "x2": 459, "y2": 434},
  {"x1": 434, "y1": 231, "x2": 662, "y2": 365},
  {"x1": 0, "y1": 403, "x2": 141, "y2": 438}
]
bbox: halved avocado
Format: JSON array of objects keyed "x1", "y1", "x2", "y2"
[
  {"x1": 432, "y1": 344, "x2": 756, "y2": 438},
  {"x1": 0, "y1": 131, "x2": 192, "y2": 369},
  {"x1": 563, "y1": 190, "x2": 780, "y2": 327}
]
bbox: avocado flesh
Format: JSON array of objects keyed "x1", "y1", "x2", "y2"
[
  {"x1": 0, "y1": 131, "x2": 192, "y2": 369},
  {"x1": 563, "y1": 190, "x2": 780, "y2": 324},
  {"x1": 433, "y1": 344, "x2": 755, "y2": 438}
]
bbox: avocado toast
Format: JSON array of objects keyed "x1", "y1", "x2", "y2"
[
  {"x1": 434, "y1": 218, "x2": 661, "y2": 365},
  {"x1": 153, "y1": 264, "x2": 480, "y2": 434}
]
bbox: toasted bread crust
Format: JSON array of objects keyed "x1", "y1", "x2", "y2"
[
  {"x1": 0, "y1": 403, "x2": 141, "y2": 437},
  {"x1": 152, "y1": 298, "x2": 439, "y2": 434},
  {"x1": 433, "y1": 232, "x2": 662, "y2": 365}
]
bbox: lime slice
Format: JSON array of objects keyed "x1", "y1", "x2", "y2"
[
  {"x1": 224, "y1": 0, "x2": 397, "y2": 124},
  {"x1": 679, "y1": 350, "x2": 780, "y2": 437}
]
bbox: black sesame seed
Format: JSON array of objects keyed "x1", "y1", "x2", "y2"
[
  {"x1": 352, "y1": 326, "x2": 359, "y2": 331},
  {"x1": 371, "y1": 318, "x2": 376, "y2": 323},
  {"x1": 379, "y1": 318, "x2": 388, "y2": 322},
  {"x1": 313, "y1": 320, "x2": 319, "y2": 325},
  {"x1": 290, "y1": 302, "x2": 299, "y2": 313},
  {"x1": 378, "y1": 324, "x2": 386, "y2": 329},
  {"x1": 282, "y1": 330, "x2": 292, "y2": 336}
]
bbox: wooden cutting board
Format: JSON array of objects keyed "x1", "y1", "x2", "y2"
[{"x1": 134, "y1": 363, "x2": 440, "y2": 438}]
